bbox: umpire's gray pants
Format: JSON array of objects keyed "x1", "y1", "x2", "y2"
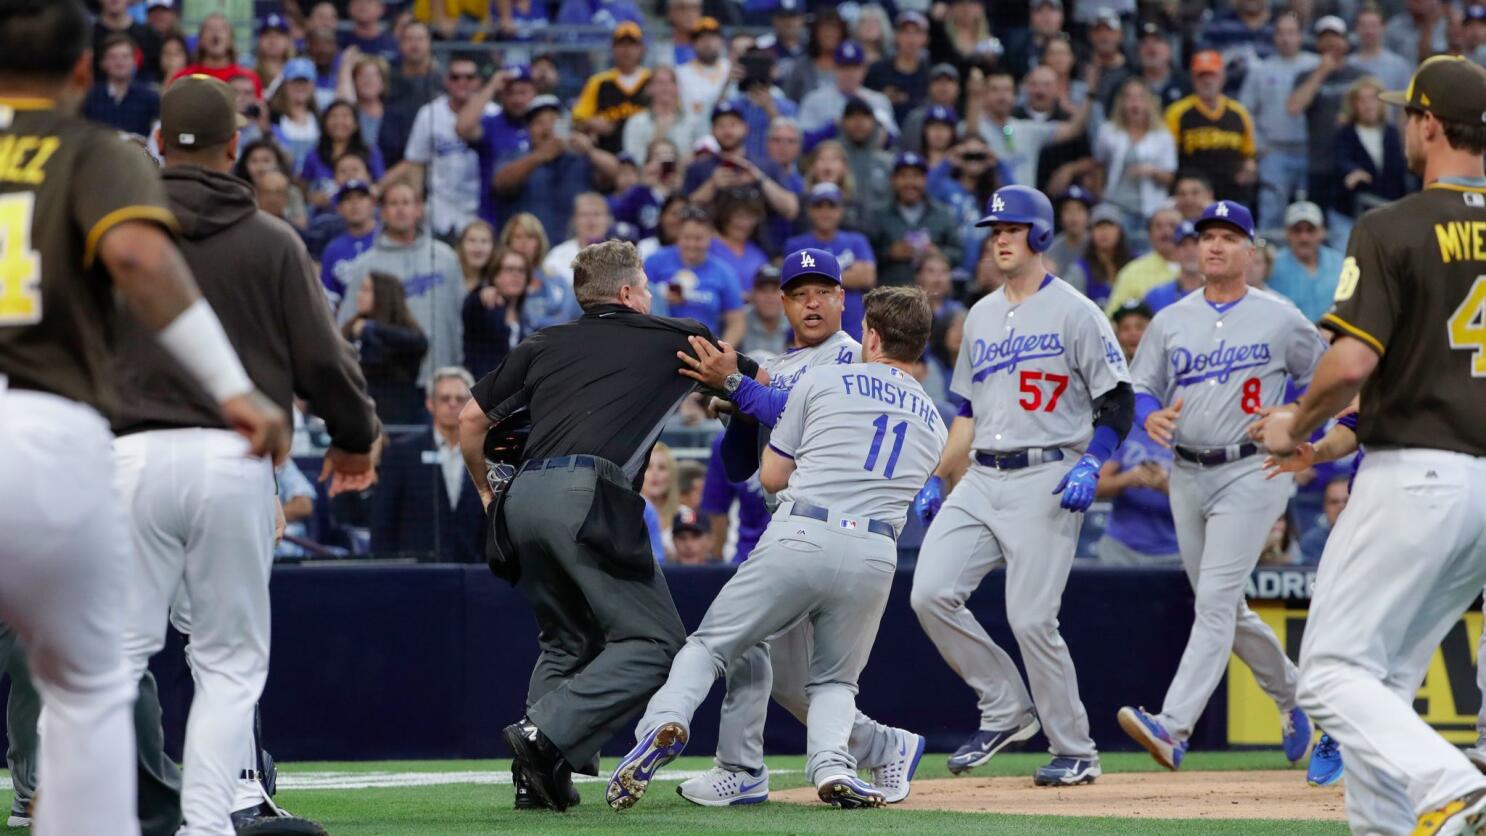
[
  {"x1": 505, "y1": 459, "x2": 686, "y2": 773},
  {"x1": 639, "y1": 504, "x2": 897, "y2": 784},
  {"x1": 714, "y1": 624, "x2": 901, "y2": 774},
  {"x1": 1157, "y1": 457, "x2": 1299, "y2": 738}
]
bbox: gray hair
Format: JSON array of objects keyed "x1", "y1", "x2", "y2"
[
  {"x1": 426, "y1": 366, "x2": 475, "y2": 399},
  {"x1": 572, "y1": 239, "x2": 646, "y2": 309},
  {"x1": 767, "y1": 116, "x2": 802, "y2": 139}
]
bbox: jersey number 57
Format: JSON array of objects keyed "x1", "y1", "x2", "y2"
[{"x1": 1018, "y1": 370, "x2": 1069, "y2": 412}]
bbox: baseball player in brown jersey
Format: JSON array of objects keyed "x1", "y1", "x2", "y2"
[
  {"x1": 0, "y1": 3, "x2": 287, "y2": 834},
  {"x1": 1257, "y1": 56, "x2": 1486, "y2": 836}
]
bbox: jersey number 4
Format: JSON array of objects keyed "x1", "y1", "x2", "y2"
[
  {"x1": 1018, "y1": 370, "x2": 1069, "y2": 412},
  {"x1": 1449, "y1": 275, "x2": 1486, "y2": 378},
  {"x1": 863, "y1": 413, "x2": 908, "y2": 478},
  {"x1": 0, "y1": 193, "x2": 41, "y2": 326}
]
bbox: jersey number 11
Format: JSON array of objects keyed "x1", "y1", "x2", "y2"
[{"x1": 864, "y1": 413, "x2": 908, "y2": 478}]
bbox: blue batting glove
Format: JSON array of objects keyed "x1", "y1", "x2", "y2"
[
  {"x1": 914, "y1": 475, "x2": 945, "y2": 524},
  {"x1": 1052, "y1": 454, "x2": 1101, "y2": 513}
]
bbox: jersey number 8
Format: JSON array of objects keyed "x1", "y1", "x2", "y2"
[
  {"x1": 1240, "y1": 378, "x2": 1262, "y2": 414},
  {"x1": 0, "y1": 193, "x2": 41, "y2": 326},
  {"x1": 1448, "y1": 275, "x2": 1486, "y2": 378}
]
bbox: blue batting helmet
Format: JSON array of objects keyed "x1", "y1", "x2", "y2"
[{"x1": 975, "y1": 185, "x2": 1056, "y2": 253}]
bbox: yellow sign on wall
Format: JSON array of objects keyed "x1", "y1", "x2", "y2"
[{"x1": 1227, "y1": 603, "x2": 1483, "y2": 745}]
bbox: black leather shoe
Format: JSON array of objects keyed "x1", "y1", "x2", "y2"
[
  {"x1": 513, "y1": 761, "x2": 580, "y2": 810},
  {"x1": 503, "y1": 718, "x2": 574, "y2": 812}
]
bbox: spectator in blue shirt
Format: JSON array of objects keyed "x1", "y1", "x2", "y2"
[
  {"x1": 646, "y1": 206, "x2": 745, "y2": 343},
  {"x1": 1297, "y1": 476, "x2": 1350, "y2": 564},
  {"x1": 1095, "y1": 419, "x2": 1180, "y2": 566},
  {"x1": 457, "y1": 64, "x2": 537, "y2": 230},
  {"x1": 493, "y1": 95, "x2": 620, "y2": 245},
  {"x1": 1266, "y1": 200, "x2": 1344, "y2": 323},
  {"x1": 1197, "y1": 0, "x2": 1274, "y2": 95},
  {"x1": 84, "y1": 33, "x2": 159, "y2": 137},
  {"x1": 698, "y1": 433, "x2": 769, "y2": 562},
  {"x1": 609, "y1": 139, "x2": 681, "y2": 242},
  {"x1": 865, "y1": 11, "x2": 930, "y2": 124},
  {"x1": 708, "y1": 194, "x2": 769, "y2": 291},
  {"x1": 273, "y1": 458, "x2": 317, "y2": 559},
  {"x1": 1141, "y1": 220, "x2": 1203, "y2": 314},
  {"x1": 731, "y1": 56, "x2": 800, "y2": 167},
  {"x1": 344, "y1": 0, "x2": 401, "y2": 64},
  {"x1": 299, "y1": 101, "x2": 386, "y2": 211},
  {"x1": 784, "y1": 182, "x2": 876, "y2": 341},
  {"x1": 321, "y1": 180, "x2": 380, "y2": 303}
]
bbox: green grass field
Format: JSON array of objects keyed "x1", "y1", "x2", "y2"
[{"x1": 102, "y1": 750, "x2": 1346, "y2": 835}]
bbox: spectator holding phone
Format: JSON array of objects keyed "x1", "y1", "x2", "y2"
[
  {"x1": 611, "y1": 138, "x2": 683, "y2": 243},
  {"x1": 645, "y1": 206, "x2": 745, "y2": 344},
  {"x1": 622, "y1": 66, "x2": 703, "y2": 167}
]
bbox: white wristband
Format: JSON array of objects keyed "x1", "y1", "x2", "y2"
[{"x1": 156, "y1": 298, "x2": 255, "y2": 403}]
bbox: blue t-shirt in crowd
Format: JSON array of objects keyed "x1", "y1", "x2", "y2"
[
  {"x1": 496, "y1": 148, "x2": 594, "y2": 245},
  {"x1": 320, "y1": 227, "x2": 378, "y2": 301},
  {"x1": 1266, "y1": 246, "x2": 1344, "y2": 323},
  {"x1": 708, "y1": 237, "x2": 768, "y2": 292},
  {"x1": 523, "y1": 271, "x2": 583, "y2": 329},
  {"x1": 644, "y1": 246, "x2": 743, "y2": 335},
  {"x1": 782, "y1": 230, "x2": 875, "y2": 341},
  {"x1": 643, "y1": 497, "x2": 666, "y2": 563},
  {"x1": 609, "y1": 185, "x2": 666, "y2": 240},
  {"x1": 1142, "y1": 280, "x2": 1196, "y2": 314},
  {"x1": 299, "y1": 146, "x2": 386, "y2": 208},
  {"x1": 474, "y1": 111, "x2": 530, "y2": 227},
  {"x1": 1104, "y1": 422, "x2": 1179, "y2": 556},
  {"x1": 343, "y1": 30, "x2": 401, "y2": 64},
  {"x1": 698, "y1": 433, "x2": 769, "y2": 562}
]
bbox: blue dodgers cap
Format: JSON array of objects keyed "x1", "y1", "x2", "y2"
[
  {"x1": 282, "y1": 57, "x2": 316, "y2": 83},
  {"x1": 894, "y1": 151, "x2": 928, "y2": 172},
  {"x1": 1195, "y1": 200, "x2": 1256, "y2": 240},
  {"x1": 336, "y1": 179, "x2": 373, "y2": 203},
  {"x1": 711, "y1": 99, "x2": 745, "y2": 122},
  {"x1": 1175, "y1": 220, "x2": 1198, "y2": 243},
  {"x1": 503, "y1": 63, "x2": 533, "y2": 84},
  {"x1": 258, "y1": 11, "x2": 287, "y2": 33},
  {"x1": 1057, "y1": 185, "x2": 1094, "y2": 206},
  {"x1": 835, "y1": 41, "x2": 866, "y2": 66},
  {"x1": 924, "y1": 104, "x2": 958, "y2": 125},
  {"x1": 780, "y1": 247, "x2": 841, "y2": 286},
  {"x1": 807, "y1": 181, "x2": 844, "y2": 204}
]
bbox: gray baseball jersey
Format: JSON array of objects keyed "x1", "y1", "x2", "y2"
[
  {"x1": 951, "y1": 277, "x2": 1131, "y2": 452},
  {"x1": 769, "y1": 363, "x2": 947, "y2": 533},
  {"x1": 1129, "y1": 288, "x2": 1327, "y2": 448},
  {"x1": 757, "y1": 330, "x2": 860, "y2": 509}
]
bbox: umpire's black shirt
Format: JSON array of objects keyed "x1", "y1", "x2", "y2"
[{"x1": 471, "y1": 304, "x2": 759, "y2": 490}]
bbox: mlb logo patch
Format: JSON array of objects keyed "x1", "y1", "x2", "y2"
[{"x1": 839, "y1": 519, "x2": 859, "y2": 531}]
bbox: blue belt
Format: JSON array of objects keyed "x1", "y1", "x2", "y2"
[
  {"x1": 1174, "y1": 443, "x2": 1258, "y2": 466},
  {"x1": 974, "y1": 449, "x2": 1065, "y2": 470},
  {"x1": 519, "y1": 455, "x2": 598, "y2": 474},
  {"x1": 789, "y1": 501, "x2": 896, "y2": 541}
]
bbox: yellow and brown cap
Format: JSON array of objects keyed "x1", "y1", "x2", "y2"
[
  {"x1": 613, "y1": 21, "x2": 643, "y2": 43},
  {"x1": 1380, "y1": 55, "x2": 1486, "y2": 126},
  {"x1": 160, "y1": 74, "x2": 245, "y2": 150}
]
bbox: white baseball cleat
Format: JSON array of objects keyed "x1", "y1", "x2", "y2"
[
  {"x1": 872, "y1": 729, "x2": 926, "y2": 804},
  {"x1": 676, "y1": 765, "x2": 770, "y2": 806}
]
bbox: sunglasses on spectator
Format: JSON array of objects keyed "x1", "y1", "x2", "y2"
[{"x1": 448, "y1": 72, "x2": 478, "y2": 81}]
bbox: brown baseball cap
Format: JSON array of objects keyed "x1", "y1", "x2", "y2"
[
  {"x1": 160, "y1": 74, "x2": 246, "y2": 150},
  {"x1": 613, "y1": 20, "x2": 643, "y2": 43},
  {"x1": 1380, "y1": 55, "x2": 1486, "y2": 126}
]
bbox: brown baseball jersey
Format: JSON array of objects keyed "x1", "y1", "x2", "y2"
[
  {"x1": 1322, "y1": 183, "x2": 1486, "y2": 457},
  {"x1": 0, "y1": 98, "x2": 177, "y2": 416}
]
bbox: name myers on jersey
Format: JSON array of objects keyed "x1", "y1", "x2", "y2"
[
  {"x1": 1171, "y1": 339, "x2": 1271, "y2": 386},
  {"x1": 969, "y1": 329, "x2": 1066, "y2": 381},
  {"x1": 1434, "y1": 220, "x2": 1486, "y2": 263},
  {"x1": 840, "y1": 372, "x2": 940, "y2": 429}
]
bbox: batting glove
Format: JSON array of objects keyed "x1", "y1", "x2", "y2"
[
  {"x1": 1052, "y1": 454, "x2": 1101, "y2": 513},
  {"x1": 913, "y1": 475, "x2": 945, "y2": 525}
]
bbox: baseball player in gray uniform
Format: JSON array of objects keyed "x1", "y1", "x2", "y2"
[
  {"x1": 607, "y1": 284, "x2": 946, "y2": 811},
  {"x1": 1117, "y1": 200, "x2": 1325, "y2": 771},
  {"x1": 909, "y1": 185, "x2": 1134, "y2": 786},
  {"x1": 672, "y1": 250, "x2": 923, "y2": 806}
]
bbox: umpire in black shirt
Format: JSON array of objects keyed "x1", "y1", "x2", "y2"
[{"x1": 459, "y1": 240, "x2": 760, "y2": 811}]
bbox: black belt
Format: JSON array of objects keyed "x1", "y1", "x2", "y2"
[
  {"x1": 974, "y1": 449, "x2": 1065, "y2": 470},
  {"x1": 519, "y1": 455, "x2": 598, "y2": 475},
  {"x1": 789, "y1": 501, "x2": 896, "y2": 542},
  {"x1": 1174, "y1": 443, "x2": 1258, "y2": 466}
]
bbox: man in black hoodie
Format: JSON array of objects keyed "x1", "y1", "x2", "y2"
[{"x1": 107, "y1": 76, "x2": 381, "y2": 834}]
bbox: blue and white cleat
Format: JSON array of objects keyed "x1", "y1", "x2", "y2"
[
  {"x1": 1283, "y1": 707, "x2": 1313, "y2": 764},
  {"x1": 676, "y1": 765, "x2": 769, "y2": 806},
  {"x1": 946, "y1": 716, "x2": 1041, "y2": 775},
  {"x1": 816, "y1": 774, "x2": 887, "y2": 809},
  {"x1": 1306, "y1": 733, "x2": 1343, "y2": 787},
  {"x1": 1118, "y1": 706, "x2": 1187, "y2": 771},
  {"x1": 874, "y1": 729, "x2": 926, "y2": 803},
  {"x1": 606, "y1": 722, "x2": 688, "y2": 811},
  {"x1": 1034, "y1": 756, "x2": 1101, "y2": 786}
]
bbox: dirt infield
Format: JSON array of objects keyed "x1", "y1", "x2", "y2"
[{"x1": 777, "y1": 770, "x2": 1347, "y2": 821}]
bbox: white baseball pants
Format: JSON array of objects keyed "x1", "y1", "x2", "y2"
[
  {"x1": 0, "y1": 384, "x2": 138, "y2": 836},
  {"x1": 114, "y1": 428, "x2": 276, "y2": 836}
]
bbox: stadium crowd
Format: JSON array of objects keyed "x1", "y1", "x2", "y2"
[{"x1": 81, "y1": 0, "x2": 1460, "y2": 568}]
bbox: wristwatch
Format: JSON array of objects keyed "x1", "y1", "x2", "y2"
[{"x1": 723, "y1": 371, "x2": 745, "y2": 396}]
